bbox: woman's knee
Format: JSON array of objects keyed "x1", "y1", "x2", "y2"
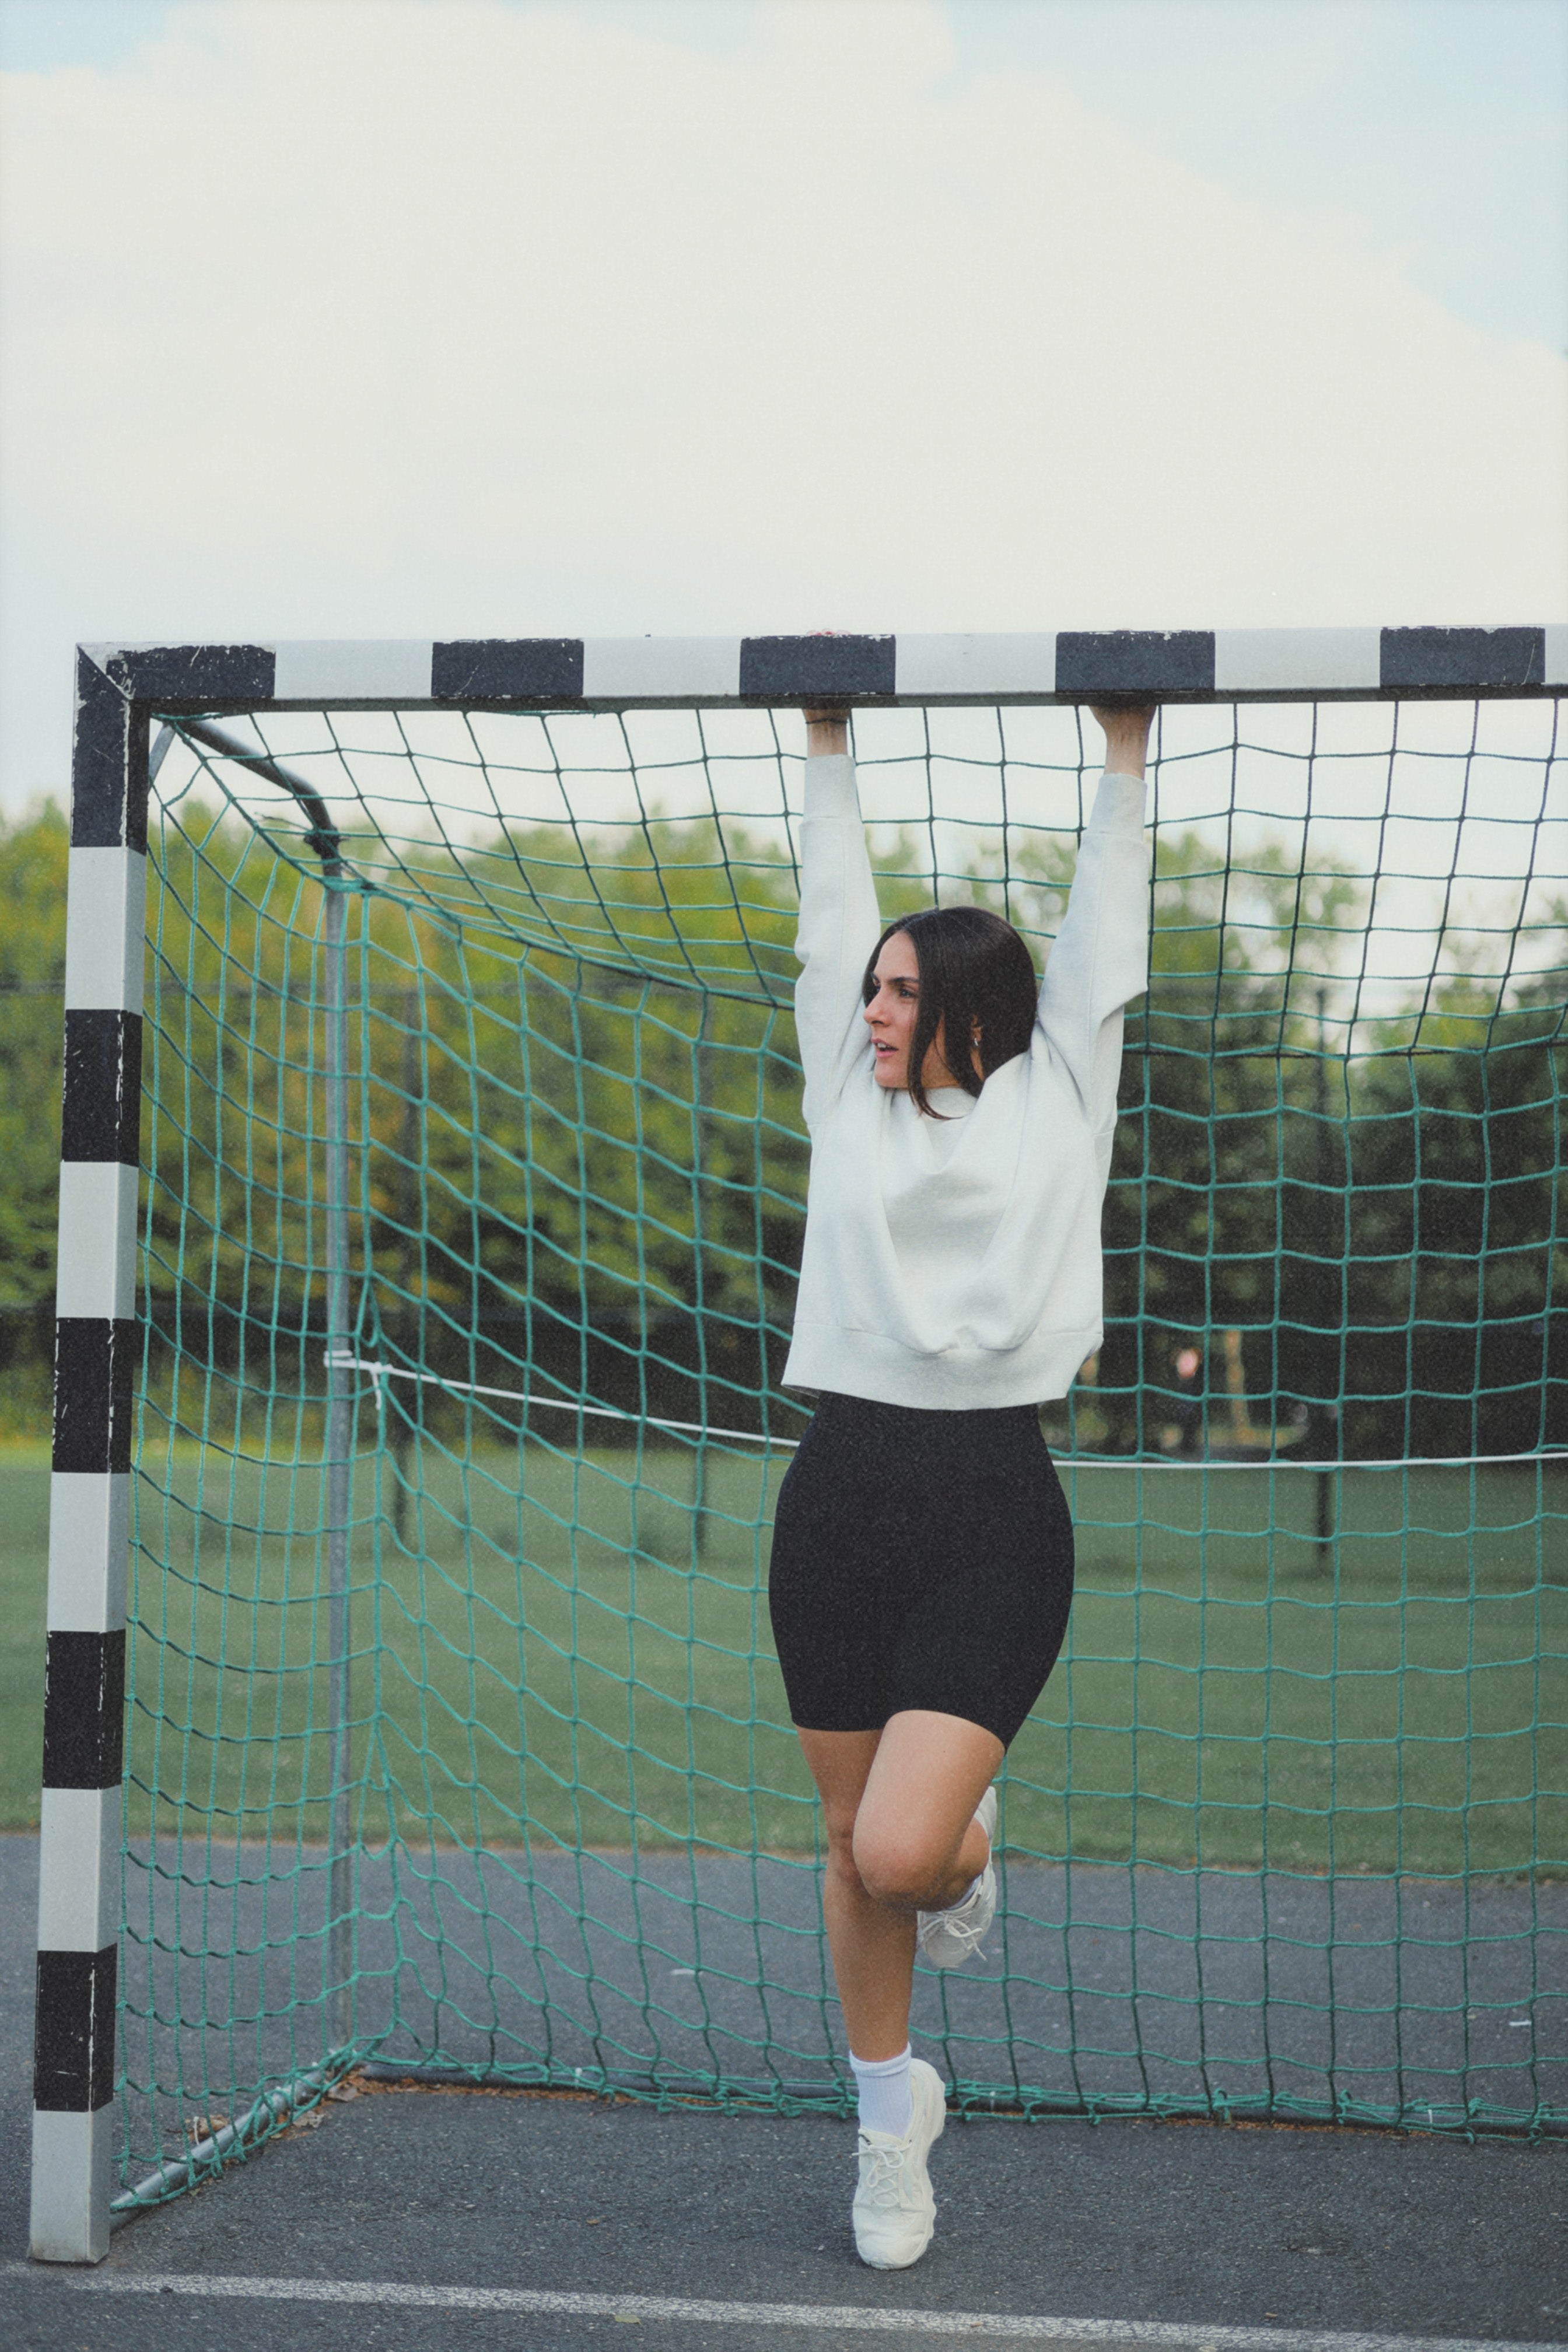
[{"x1": 851, "y1": 1819, "x2": 948, "y2": 1909}]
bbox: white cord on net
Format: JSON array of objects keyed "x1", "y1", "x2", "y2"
[{"x1": 323, "y1": 1355, "x2": 1567, "y2": 1472}]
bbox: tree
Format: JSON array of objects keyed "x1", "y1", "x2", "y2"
[
  {"x1": 0, "y1": 806, "x2": 69, "y2": 1426},
  {"x1": 1097, "y1": 830, "x2": 1364, "y2": 1453},
  {"x1": 2, "y1": 785, "x2": 1562, "y2": 1464},
  {"x1": 1335, "y1": 965, "x2": 1567, "y2": 1457}
]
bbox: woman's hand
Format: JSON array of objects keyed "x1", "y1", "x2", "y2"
[
  {"x1": 804, "y1": 706, "x2": 850, "y2": 759},
  {"x1": 1088, "y1": 704, "x2": 1156, "y2": 779}
]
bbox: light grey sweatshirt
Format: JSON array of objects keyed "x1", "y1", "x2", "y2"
[{"x1": 781, "y1": 755, "x2": 1150, "y2": 1410}]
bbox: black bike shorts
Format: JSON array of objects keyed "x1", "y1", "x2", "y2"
[{"x1": 766, "y1": 1390, "x2": 1075, "y2": 1749}]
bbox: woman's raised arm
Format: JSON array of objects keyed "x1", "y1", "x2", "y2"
[
  {"x1": 794, "y1": 705, "x2": 883, "y2": 1132},
  {"x1": 1035, "y1": 704, "x2": 1156, "y2": 1136},
  {"x1": 1089, "y1": 704, "x2": 1153, "y2": 779},
  {"x1": 805, "y1": 707, "x2": 850, "y2": 760}
]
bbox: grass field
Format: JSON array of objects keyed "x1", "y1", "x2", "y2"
[{"x1": 5, "y1": 1438, "x2": 1563, "y2": 1878}]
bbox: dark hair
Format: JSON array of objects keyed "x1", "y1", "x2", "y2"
[{"x1": 862, "y1": 906, "x2": 1038, "y2": 1117}]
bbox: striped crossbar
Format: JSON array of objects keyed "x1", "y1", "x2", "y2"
[{"x1": 76, "y1": 625, "x2": 1568, "y2": 710}]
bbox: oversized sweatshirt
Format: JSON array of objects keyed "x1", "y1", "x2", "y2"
[{"x1": 780, "y1": 756, "x2": 1150, "y2": 1410}]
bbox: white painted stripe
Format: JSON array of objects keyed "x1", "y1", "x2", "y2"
[
  {"x1": 581, "y1": 637, "x2": 743, "y2": 699},
  {"x1": 1544, "y1": 624, "x2": 1568, "y2": 687},
  {"x1": 47, "y1": 1474, "x2": 130, "y2": 1633},
  {"x1": 271, "y1": 640, "x2": 434, "y2": 701},
  {"x1": 13, "y1": 2266, "x2": 1552, "y2": 2350},
  {"x1": 1213, "y1": 629, "x2": 1381, "y2": 695},
  {"x1": 55, "y1": 1163, "x2": 138, "y2": 1321},
  {"x1": 27, "y1": 2113, "x2": 113, "y2": 2266},
  {"x1": 64, "y1": 849, "x2": 146, "y2": 1015},
  {"x1": 895, "y1": 634, "x2": 1056, "y2": 697},
  {"x1": 36, "y1": 1786, "x2": 121, "y2": 1951}
]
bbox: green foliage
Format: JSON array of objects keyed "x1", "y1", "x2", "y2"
[
  {"x1": 131, "y1": 802, "x2": 813, "y2": 1458},
  {"x1": 0, "y1": 804, "x2": 68, "y2": 1310},
  {"x1": 4, "y1": 778, "x2": 1565, "y2": 1460},
  {"x1": 0, "y1": 808, "x2": 68, "y2": 1433}
]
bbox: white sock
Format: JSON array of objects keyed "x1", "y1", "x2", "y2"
[{"x1": 850, "y1": 2045, "x2": 914, "y2": 2138}]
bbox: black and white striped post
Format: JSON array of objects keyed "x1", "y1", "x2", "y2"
[
  {"x1": 30, "y1": 652, "x2": 148, "y2": 2263},
  {"x1": 29, "y1": 659, "x2": 355, "y2": 2261}
]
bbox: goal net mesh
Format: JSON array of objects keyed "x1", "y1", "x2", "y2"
[{"x1": 117, "y1": 696, "x2": 1567, "y2": 2194}]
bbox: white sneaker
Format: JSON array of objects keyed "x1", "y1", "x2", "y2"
[
  {"x1": 916, "y1": 1784, "x2": 998, "y2": 1968},
  {"x1": 852, "y1": 2056, "x2": 947, "y2": 2269}
]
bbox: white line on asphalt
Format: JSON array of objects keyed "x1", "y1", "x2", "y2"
[{"x1": 7, "y1": 2264, "x2": 1562, "y2": 2352}]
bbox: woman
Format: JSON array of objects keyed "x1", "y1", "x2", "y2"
[{"x1": 768, "y1": 699, "x2": 1154, "y2": 2269}]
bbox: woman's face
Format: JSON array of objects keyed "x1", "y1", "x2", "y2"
[{"x1": 864, "y1": 930, "x2": 964, "y2": 1091}]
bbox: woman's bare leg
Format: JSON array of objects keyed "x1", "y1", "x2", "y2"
[
  {"x1": 797, "y1": 1712, "x2": 1005, "y2": 2061},
  {"x1": 797, "y1": 1728, "x2": 911, "y2": 2059},
  {"x1": 853, "y1": 1712, "x2": 1003, "y2": 1912}
]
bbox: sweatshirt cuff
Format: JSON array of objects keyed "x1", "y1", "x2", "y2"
[
  {"x1": 803, "y1": 753, "x2": 859, "y2": 818},
  {"x1": 1092, "y1": 771, "x2": 1148, "y2": 832}
]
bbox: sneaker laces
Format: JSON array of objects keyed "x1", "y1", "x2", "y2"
[
  {"x1": 857, "y1": 2138, "x2": 911, "y2": 2206},
  {"x1": 923, "y1": 1870, "x2": 992, "y2": 1956}
]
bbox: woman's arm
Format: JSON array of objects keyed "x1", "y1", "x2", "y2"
[
  {"x1": 1036, "y1": 705, "x2": 1156, "y2": 1130},
  {"x1": 1090, "y1": 704, "x2": 1153, "y2": 780},
  {"x1": 793, "y1": 705, "x2": 884, "y2": 1131}
]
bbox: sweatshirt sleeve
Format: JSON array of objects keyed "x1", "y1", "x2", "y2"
[
  {"x1": 793, "y1": 753, "x2": 884, "y2": 1132},
  {"x1": 1036, "y1": 771, "x2": 1151, "y2": 1140}
]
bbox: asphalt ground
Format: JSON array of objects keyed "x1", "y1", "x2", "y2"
[{"x1": 3, "y1": 1838, "x2": 1566, "y2": 2352}]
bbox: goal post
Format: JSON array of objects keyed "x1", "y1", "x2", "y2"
[{"x1": 31, "y1": 627, "x2": 1568, "y2": 2261}]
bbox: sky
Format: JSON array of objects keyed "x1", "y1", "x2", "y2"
[{"x1": 0, "y1": 0, "x2": 1564, "y2": 813}]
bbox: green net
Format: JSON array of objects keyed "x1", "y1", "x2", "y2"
[{"x1": 116, "y1": 697, "x2": 1567, "y2": 2199}]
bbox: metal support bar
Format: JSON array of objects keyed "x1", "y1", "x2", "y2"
[
  {"x1": 172, "y1": 711, "x2": 356, "y2": 2046},
  {"x1": 176, "y1": 715, "x2": 340, "y2": 859},
  {"x1": 110, "y1": 2056, "x2": 354, "y2": 2217},
  {"x1": 162, "y1": 711, "x2": 358, "y2": 2049},
  {"x1": 324, "y1": 881, "x2": 354, "y2": 2048}
]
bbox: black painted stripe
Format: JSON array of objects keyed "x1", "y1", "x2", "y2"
[
  {"x1": 1055, "y1": 631, "x2": 1216, "y2": 696},
  {"x1": 62, "y1": 1009, "x2": 141, "y2": 1163},
  {"x1": 52, "y1": 1320, "x2": 136, "y2": 1475},
  {"x1": 431, "y1": 639, "x2": 585, "y2": 699},
  {"x1": 42, "y1": 1629, "x2": 125, "y2": 1790},
  {"x1": 34, "y1": 1946, "x2": 117, "y2": 2112},
  {"x1": 738, "y1": 635, "x2": 897, "y2": 700},
  {"x1": 72, "y1": 653, "x2": 146, "y2": 854},
  {"x1": 1380, "y1": 626, "x2": 1545, "y2": 692},
  {"x1": 109, "y1": 643, "x2": 276, "y2": 705}
]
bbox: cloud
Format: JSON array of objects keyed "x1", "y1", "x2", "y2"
[{"x1": 1, "y1": 0, "x2": 1563, "y2": 803}]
